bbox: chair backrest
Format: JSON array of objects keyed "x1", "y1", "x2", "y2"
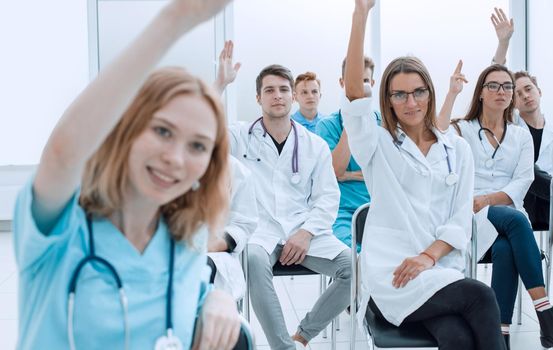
[
  {"x1": 233, "y1": 315, "x2": 255, "y2": 350},
  {"x1": 351, "y1": 202, "x2": 438, "y2": 348},
  {"x1": 352, "y1": 203, "x2": 370, "y2": 246},
  {"x1": 365, "y1": 300, "x2": 437, "y2": 348}
]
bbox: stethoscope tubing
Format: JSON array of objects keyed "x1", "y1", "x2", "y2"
[
  {"x1": 246, "y1": 117, "x2": 300, "y2": 176},
  {"x1": 67, "y1": 215, "x2": 175, "y2": 350},
  {"x1": 477, "y1": 118, "x2": 507, "y2": 162}
]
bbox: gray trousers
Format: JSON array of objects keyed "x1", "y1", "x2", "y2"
[{"x1": 247, "y1": 244, "x2": 352, "y2": 350}]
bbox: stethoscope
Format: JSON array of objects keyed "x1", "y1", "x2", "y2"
[
  {"x1": 394, "y1": 134, "x2": 458, "y2": 186},
  {"x1": 67, "y1": 216, "x2": 181, "y2": 350},
  {"x1": 443, "y1": 144, "x2": 459, "y2": 186},
  {"x1": 243, "y1": 116, "x2": 301, "y2": 184},
  {"x1": 477, "y1": 118, "x2": 507, "y2": 168}
]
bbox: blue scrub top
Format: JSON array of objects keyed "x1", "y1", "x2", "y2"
[
  {"x1": 316, "y1": 110, "x2": 381, "y2": 212},
  {"x1": 291, "y1": 110, "x2": 324, "y2": 133},
  {"x1": 13, "y1": 177, "x2": 210, "y2": 350}
]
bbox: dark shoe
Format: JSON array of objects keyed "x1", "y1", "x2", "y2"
[
  {"x1": 537, "y1": 308, "x2": 553, "y2": 347},
  {"x1": 503, "y1": 334, "x2": 510, "y2": 350}
]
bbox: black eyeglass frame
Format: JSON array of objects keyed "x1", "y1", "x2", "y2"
[
  {"x1": 482, "y1": 81, "x2": 515, "y2": 92},
  {"x1": 389, "y1": 88, "x2": 430, "y2": 104}
]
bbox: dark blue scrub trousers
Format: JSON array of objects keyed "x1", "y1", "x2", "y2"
[{"x1": 488, "y1": 205, "x2": 545, "y2": 324}]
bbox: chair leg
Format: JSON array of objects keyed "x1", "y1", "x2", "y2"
[
  {"x1": 336, "y1": 314, "x2": 340, "y2": 331},
  {"x1": 321, "y1": 275, "x2": 328, "y2": 338},
  {"x1": 331, "y1": 317, "x2": 337, "y2": 350},
  {"x1": 350, "y1": 311, "x2": 356, "y2": 350},
  {"x1": 545, "y1": 230, "x2": 553, "y2": 297},
  {"x1": 517, "y1": 279, "x2": 523, "y2": 325},
  {"x1": 241, "y1": 247, "x2": 250, "y2": 322}
]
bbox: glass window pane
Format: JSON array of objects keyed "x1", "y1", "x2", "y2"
[{"x1": 380, "y1": 0, "x2": 509, "y2": 118}]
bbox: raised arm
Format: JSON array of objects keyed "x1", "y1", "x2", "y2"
[
  {"x1": 491, "y1": 7, "x2": 514, "y2": 65},
  {"x1": 331, "y1": 130, "x2": 352, "y2": 177},
  {"x1": 437, "y1": 60, "x2": 467, "y2": 131},
  {"x1": 214, "y1": 40, "x2": 241, "y2": 94},
  {"x1": 341, "y1": 0, "x2": 377, "y2": 169},
  {"x1": 33, "y1": 0, "x2": 232, "y2": 231},
  {"x1": 344, "y1": 0, "x2": 375, "y2": 101}
]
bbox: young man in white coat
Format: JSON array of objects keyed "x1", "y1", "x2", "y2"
[
  {"x1": 228, "y1": 64, "x2": 351, "y2": 350},
  {"x1": 513, "y1": 71, "x2": 552, "y2": 229}
]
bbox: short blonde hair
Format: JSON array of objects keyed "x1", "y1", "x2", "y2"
[
  {"x1": 294, "y1": 71, "x2": 321, "y2": 90},
  {"x1": 80, "y1": 67, "x2": 230, "y2": 242}
]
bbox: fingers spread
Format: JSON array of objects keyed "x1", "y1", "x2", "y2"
[{"x1": 491, "y1": 14, "x2": 499, "y2": 27}]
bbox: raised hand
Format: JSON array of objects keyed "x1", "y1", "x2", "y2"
[
  {"x1": 214, "y1": 40, "x2": 241, "y2": 93},
  {"x1": 491, "y1": 7, "x2": 514, "y2": 42},
  {"x1": 448, "y1": 60, "x2": 468, "y2": 96},
  {"x1": 355, "y1": 0, "x2": 376, "y2": 14},
  {"x1": 171, "y1": 0, "x2": 233, "y2": 26}
]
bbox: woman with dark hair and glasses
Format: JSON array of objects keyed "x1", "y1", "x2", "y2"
[
  {"x1": 439, "y1": 63, "x2": 553, "y2": 349},
  {"x1": 342, "y1": 1, "x2": 505, "y2": 349}
]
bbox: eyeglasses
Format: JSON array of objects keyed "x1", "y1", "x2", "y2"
[
  {"x1": 483, "y1": 82, "x2": 515, "y2": 93},
  {"x1": 389, "y1": 88, "x2": 430, "y2": 105}
]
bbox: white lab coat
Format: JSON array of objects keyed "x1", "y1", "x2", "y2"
[
  {"x1": 208, "y1": 156, "x2": 258, "y2": 300},
  {"x1": 341, "y1": 96, "x2": 474, "y2": 326},
  {"x1": 229, "y1": 120, "x2": 347, "y2": 259},
  {"x1": 452, "y1": 119, "x2": 534, "y2": 257},
  {"x1": 514, "y1": 113, "x2": 553, "y2": 175}
]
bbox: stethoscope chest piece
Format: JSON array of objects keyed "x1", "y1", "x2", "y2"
[
  {"x1": 291, "y1": 173, "x2": 301, "y2": 184},
  {"x1": 445, "y1": 172, "x2": 459, "y2": 186},
  {"x1": 485, "y1": 158, "x2": 494, "y2": 169},
  {"x1": 155, "y1": 331, "x2": 183, "y2": 350}
]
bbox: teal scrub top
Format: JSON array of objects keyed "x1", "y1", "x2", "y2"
[
  {"x1": 316, "y1": 110, "x2": 381, "y2": 212},
  {"x1": 13, "y1": 177, "x2": 210, "y2": 350},
  {"x1": 291, "y1": 110, "x2": 324, "y2": 133}
]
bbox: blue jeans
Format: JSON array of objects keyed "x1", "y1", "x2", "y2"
[{"x1": 488, "y1": 206, "x2": 544, "y2": 324}]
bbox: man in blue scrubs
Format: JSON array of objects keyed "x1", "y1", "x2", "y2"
[
  {"x1": 316, "y1": 57, "x2": 380, "y2": 252},
  {"x1": 291, "y1": 71, "x2": 325, "y2": 132}
]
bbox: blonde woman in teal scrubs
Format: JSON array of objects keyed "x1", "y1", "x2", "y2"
[{"x1": 13, "y1": 1, "x2": 241, "y2": 349}]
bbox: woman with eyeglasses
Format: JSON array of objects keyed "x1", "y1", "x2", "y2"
[
  {"x1": 439, "y1": 63, "x2": 553, "y2": 349},
  {"x1": 341, "y1": 1, "x2": 505, "y2": 349}
]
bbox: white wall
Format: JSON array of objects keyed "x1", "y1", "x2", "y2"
[
  {"x1": 95, "y1": 1, "x2": 220, "y2": 83},
  {"x1": 0, "y1": 0, "x2": 89, "y2": 219},
  {"x1": 380, "y1": 0, "x2": 511, "y2": 119},
  {"x1": 528, "y1": 0, "x2": 553, "y2": 120},
  {"x1": 233, "y1": 0, "x2": 369, "y2": 121},
  {"x1": 232, "y1": 0, "x2": 517, "y2": 122},
  {"x1": 0, "y1": 0, "x2": 90, "y2": 166},
  {"x1": 0, "y1": 0, "x2": 533, "y2": 219}
]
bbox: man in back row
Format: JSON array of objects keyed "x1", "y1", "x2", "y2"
[
  {"x1": 514, "y1": 71, "x2": 552, "y2": 230},
  {"x1": 316, "y1": 56, "x2": 380, "y2": 251},
  {"x1": 291, "y1": 71, "x2": 325, "y2": 132}
]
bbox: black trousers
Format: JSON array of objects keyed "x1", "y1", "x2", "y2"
[
  {"x1": 371, "y1": 278, "x2": 505, "y2": 350},
  {"x1": 524, "y1": 164, "x2": 551, "y2": 229}
]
